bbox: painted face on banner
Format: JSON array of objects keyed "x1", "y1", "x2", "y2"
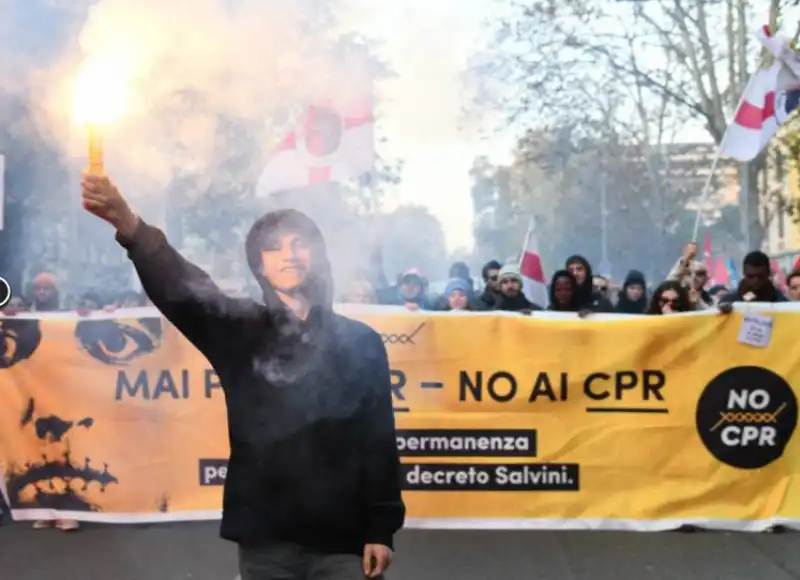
[{"x1": 301, "y1": 107, "x2": 343, "y2": 159}]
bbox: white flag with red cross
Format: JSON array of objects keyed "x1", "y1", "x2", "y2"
[
  {"x1": 721, "y1": 26, "x2": 800, "y2": 161},
  {"x1": 256, "y1": 99, "x2": 374, "y2": 196}
]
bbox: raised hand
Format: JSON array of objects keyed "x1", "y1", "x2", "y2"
[{"x1": 80, "y1": 173, "x2": 138, "y2": 238}]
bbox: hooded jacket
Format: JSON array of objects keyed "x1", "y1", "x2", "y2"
[
  {"x1": 116, "y1": 210, "x2": 405, "y2": 554},
  {"x1": 615, "y1": 270, "x2": 648, "y2": 314},
  {"x1": 565, "y1": 255, "x2": 614, "y2": 313},
  {"x1": 547, "y1": 269, "x2": 581, "y2": 312}
]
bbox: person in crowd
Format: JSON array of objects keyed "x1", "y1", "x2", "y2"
[
  {"x1": 787, "y1": 270, "x2": 800, "y2": 301},
  {"x1": 592, "y1": 275, "x2": 610, "y2": 298},
  {"x1": 29, "y1": 272, "x2": 60, "y2": 312},
  {"x1": 718, "y1": 251, "x2": 787, "y2": 310},
  {"x1": 494, "y1": 265, "x2": 543, "y2": 312},
  {"x1": 668, "y1": 242, "x2": 713, "y2": 307},
  {"x1": 5, "y1": 296, "x2": 28, "y2": 311},
  {"x1": 615, "y1": 270, "x2": 648, "y2": 314},
  {"x1": 548, "y1": 269, "x2": 582, "y2": 312},
  {"x1": 448, "y1": 262, "x2": 475, "y2": 299},
  {"x1": 565, "y1": 255, "x2": 614, "y2": 312},
  {"x1": 438, "y1": 278, "x2": 472, "y2": 311},
  {"x1": 378, "y1": 268, "x2": 428, "y2": 309},
  {"x1": 472, "y1": 260, "x2": 502, "y2": 310},
  {"x1": 707, "y1": 284, "x2": 731, "y2": 304},
  {"x1": 340, "y1": 279, "x2": 376, "y2": 304},
  {"x1": 78, "y1": 291, "x2": 104, "y2": 310},
  {"x1": 646, "y1": 280, "x2": 693, "y2": 315},
  {"x1": 81, "y1": 173, "x2": 405, "y2": 579}
]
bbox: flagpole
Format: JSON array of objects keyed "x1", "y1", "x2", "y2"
[{"x1": 691, "y1": 69, "x2": 760, "y2": 242}]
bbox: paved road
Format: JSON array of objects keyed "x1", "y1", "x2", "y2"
[{"x1": 2, "y1": 522, "x2": 800, "y2": 579}]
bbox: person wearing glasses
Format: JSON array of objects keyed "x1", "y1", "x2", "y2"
[
  {"x1": 646, "y1": 281, "x2": 693, "y2": 315},
  {"x1": 472, "y1": 260, "x2": 503, "y2": 310}
]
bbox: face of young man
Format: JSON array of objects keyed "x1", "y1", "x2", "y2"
[
  {"x1": 260, "y1": 231, "x2": 312, "y2": 294},
  {"x1": 568, "y1": 262, "x2": 587, "y2": 285},
  {"x1": 499, "y1": 276, "x2": 521, "y2": 297}
]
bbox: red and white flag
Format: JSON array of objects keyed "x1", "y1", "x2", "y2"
[
  {"x1": 771, "y1": 258, "x2": 788, "y2": 291},
  {"x1": 519, "y1": 221, "x2": 548, "y2": 308},
  {"x1": 256, "y1": 99, "x2": 374, "y2": 196},
  {"x1": 721, "y1": 26, "x2": 800, "y2": 161}
]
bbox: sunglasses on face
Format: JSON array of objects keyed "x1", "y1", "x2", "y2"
[
  {"x1": 659, "y1": 297, "x2": 677, "y2": 307},
  {"x1": 488, "y1": 275, "x2": 498, "y2": 282}
]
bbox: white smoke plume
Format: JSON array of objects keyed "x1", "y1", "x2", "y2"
[
  {"x1": 1, "y1": 0, "x2": 385, "y2": 294},
  {"x1": 27, "y1": 0, "x2": 370, "y2": 194}
]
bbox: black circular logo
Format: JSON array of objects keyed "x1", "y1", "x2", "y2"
[{"x1": 697, "y1": 366, "x2": 798, "y2": 469}]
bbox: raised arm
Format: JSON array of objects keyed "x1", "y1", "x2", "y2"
[{"x1": 81, "y1": 174, "x2": 250, "y2": 355}]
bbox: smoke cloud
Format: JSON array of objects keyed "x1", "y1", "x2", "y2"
[{"x1": 26, "y1": 0, "x2": 370, "y2": 195}]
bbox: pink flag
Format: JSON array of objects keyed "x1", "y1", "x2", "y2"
[
  {"x1": 721, "y1": 26, "x2": 800, "y2": 161},
  {"x1": 771, "y1": 258, "x2": 788, "y2": 290},
  {"x1": 519, "y1": 222, "x2": 548, "y2": 307},
  {"x1": 256, "y1": 100, "x2": 374, "y2": 196},
  {"x1": 714, "y1": 256, "x2": 729, "y2": 286}
]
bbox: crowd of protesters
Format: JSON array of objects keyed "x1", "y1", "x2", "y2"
[
  {"x1": 341, "y1": 242, "x2": 796, "y2": 314},
  {"x1": 1, "y1": 239, "x2": 797, "y2": 532}
]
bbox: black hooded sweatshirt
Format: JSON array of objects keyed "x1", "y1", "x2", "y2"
[
  {"x1": 547, "y1": 270, "x2": 581, "y2": 312},
  {"x1": 116, "y1": 210, "x2": 405, "y2": 555},
  {"x1": 565, "y1": 255, "x2": 614, "y2": 313},
  {"x1": 615, "y1": 270, "x2": 648, "y2": 314}
]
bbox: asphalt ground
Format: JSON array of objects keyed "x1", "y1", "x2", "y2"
[{"x1": 2, "y1": 521, "x2": 800, "y2": 580}]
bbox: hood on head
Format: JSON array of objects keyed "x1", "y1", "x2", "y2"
[
  {"x1": 245, "y1": 209, "x2": 333, "y2": 311},
  {"x1": 623, "y1": 270, "x2": 646, "y2": 289},
  {"x1": 449, "y1": 261, "x2": 471, "y2": 280},
  {"x1": 401, "y1": 269, "x2": 424, "y2": 286},
  {"x1": 444, "y1": 277, "x2": 471, "y2": 296},
  {"x1": 565, "y1": 254, "x2": 594, "y2": 301},
  {"x1": 549, "y1": 269, "x2": 579, "y2": 310}
]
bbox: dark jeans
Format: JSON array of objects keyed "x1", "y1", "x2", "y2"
[{"x1": 238, "y1": 543, "x2": 384, "y2": 580}]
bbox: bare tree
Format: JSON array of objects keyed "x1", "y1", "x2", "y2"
[{"x1": 475, "y1": 0, "x2": 794, "y2": 250}]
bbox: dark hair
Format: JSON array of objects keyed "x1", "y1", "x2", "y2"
[
  {"x1": 549, "y1": 269, "x2": 580, "y2": 311},
  {"x1": 788, "y1": 270, "x2": 800, "y2": 287},
  {"x1": 646, "y1": 280, "x2": 691, "y2": 315},
  {"x1": 79, "y1": 291, "x2": 104, "y2": 308},
  {"x1": 743, "y1": 251, "x2": 770, "y2": 269},
  {"x1": 449, "y1": 261, "x2": 470, "y2": 280},
  {"x1": 481, "y1": 260, "x2": 502, "y2": 281}
]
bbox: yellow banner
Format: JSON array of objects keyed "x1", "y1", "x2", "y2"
[{"x1": 1, "y1": 307, "x2": 800, "y2": 530}]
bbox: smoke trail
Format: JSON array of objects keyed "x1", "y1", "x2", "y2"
[{"x1": 25, "y1": 0, "x2": 369, "y2": 194}]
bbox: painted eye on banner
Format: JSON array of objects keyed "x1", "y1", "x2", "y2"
[
  {"x1": 74, "y1": 318, "x2": 163, "y2": 365},
  {"x1": 0, "y1": 319, "x2": 42, "y2": 369}
]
